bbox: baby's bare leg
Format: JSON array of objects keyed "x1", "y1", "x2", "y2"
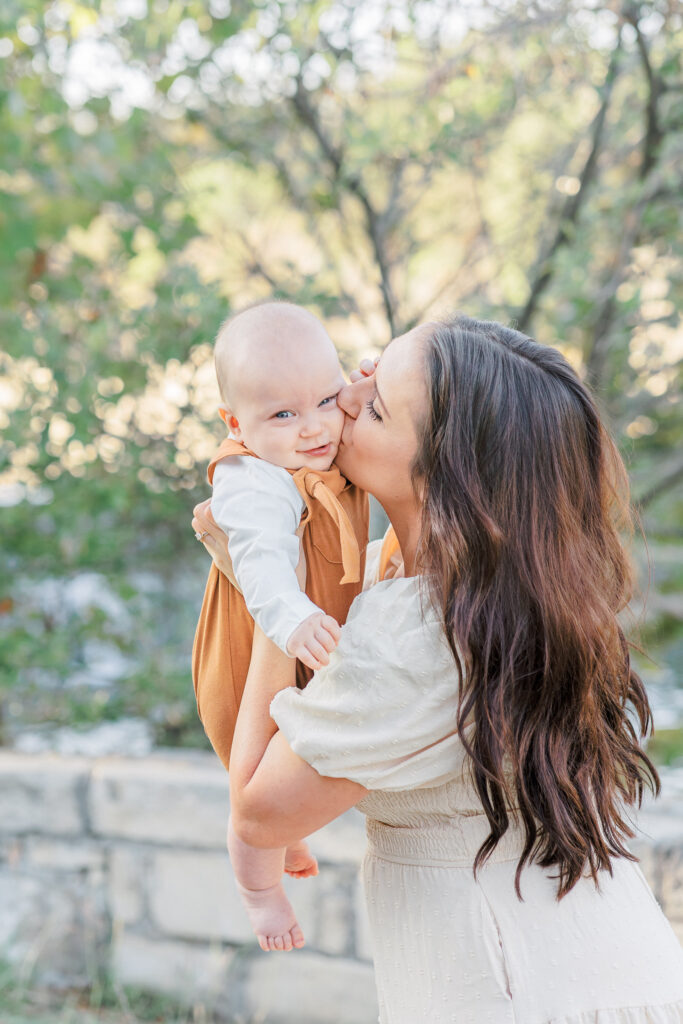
[{"x1": 227, "y1": 817, "x2": 305, "y2": 952}]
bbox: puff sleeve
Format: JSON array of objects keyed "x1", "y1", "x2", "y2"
[{"x1": 269, "y1": 577, "x2": 465, "y2": 791}]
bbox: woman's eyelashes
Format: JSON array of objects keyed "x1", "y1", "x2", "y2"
[{"x1": 366, "y1": 398, "x2": 382, "y2": 422}]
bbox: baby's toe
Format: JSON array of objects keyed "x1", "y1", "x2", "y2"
[
  {"x1": 273, "y1": 935, "x2": 284, "y2": 951},
  {"x1": 258, "y1": 935, "x2": 269, "y2": 953},
  {"x1": 291, "y1": 924, "x2": 305, "y2": 949}
]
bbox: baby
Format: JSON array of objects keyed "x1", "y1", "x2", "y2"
[
  {"x1": 212, "y1": 302, "x2": 348, "y2": 669},
  {"x1": 197, "y1": 300, "x2": 367, "y2": 952}
]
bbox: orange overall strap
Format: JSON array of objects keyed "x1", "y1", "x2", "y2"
[
  {"x1": 205, "y1": 438, "x2": 362, "y2": 586},
  {"x1": 206, "y1": 438, "x2": 257, "y2": 485},
  {"x1": 291, "y1": 466, "x2": 361, "y2": 585},
  {"x1": 378, "y1": 525, "x2": 401, "y2": 581}
]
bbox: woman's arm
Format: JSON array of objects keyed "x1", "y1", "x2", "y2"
[{"x1": 229, "y1": 625, "x2": 367, "y2": 850}]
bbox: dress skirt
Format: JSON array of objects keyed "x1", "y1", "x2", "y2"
[{"x1": 361, "y1": 813, "x2": 683, "y2": 1024}]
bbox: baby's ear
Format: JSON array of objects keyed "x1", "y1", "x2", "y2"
[{"x1": 219, "y1": 406, "x2": 242, "y2": 438}]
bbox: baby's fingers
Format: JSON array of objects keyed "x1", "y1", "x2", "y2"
[
  {"x1": 314, "y1": 628, "x2": 338, "y2": 655},
  {"x1": 321, "y1": 615, "x2": 342, "y2": 642},
  {"x1": 349, "y1": 356, "x2": 379, "y2": 382},
  {"x1": 305, "y1": 639, "x2": 331, "y2": 668},
  {"x1": 294, "y1": 646, "x2": 320, "y2": 671},
  {"x1": 314, "y1": 620, "x2": 340, "y2": 655}
]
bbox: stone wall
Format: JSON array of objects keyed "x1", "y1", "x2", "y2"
[
  {"x1": 1, "y1": 749, "x2": 682, "y2": 1024},
  {"x1": 0, "y1": 749, "x2": 376, "y2": 1024}
]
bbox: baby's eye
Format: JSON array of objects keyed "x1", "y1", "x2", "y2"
[
  {"x1": 274, "y1": 410, "x2": 294, "y2": 419},
  {"x1": 319, "y1": 394, "x2": 339, "y2": 407}
]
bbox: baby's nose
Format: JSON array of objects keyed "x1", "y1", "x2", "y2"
[{"x1": 299, "y1": 411, "x2": 323, "y2": 435}]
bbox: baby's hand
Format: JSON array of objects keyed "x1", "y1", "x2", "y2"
[
  {"x1": 349, "y1": 355, "x2": 379, "y2": 382},
  {"x1": 286, "y1": 612, "x2": 341, "y2": 670}
]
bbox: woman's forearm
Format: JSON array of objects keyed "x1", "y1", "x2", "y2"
[
  {"x1": 228, "y1": 623, "x2": 366, "y2": 848},
  {"x1": 229, "y1": 624, "x2": 296, "y2": 793}
]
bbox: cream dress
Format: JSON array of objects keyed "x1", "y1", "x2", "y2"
[{"x1": 270, "y1": 542, "x2": 683, "y2": 1024}]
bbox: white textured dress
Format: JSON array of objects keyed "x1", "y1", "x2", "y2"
[{"x1": 270, "y1": 542, "x2": 683, "y2": 1024}]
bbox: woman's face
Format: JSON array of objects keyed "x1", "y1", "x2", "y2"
[{"x1": 335, "y1": 325, "x2": 431, "y2": 509}]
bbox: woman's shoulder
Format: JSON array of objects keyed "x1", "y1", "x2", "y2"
[{"x1": 350, "y1": 572, "x2": 423, "y2": 620}]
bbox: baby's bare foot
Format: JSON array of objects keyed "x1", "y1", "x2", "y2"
[
  {"x1": 284, "y1": 840, "x2": 319, "y2": 879},
  {"x1": 236, "y1": 879, "x2": 306, "y2": 952}
]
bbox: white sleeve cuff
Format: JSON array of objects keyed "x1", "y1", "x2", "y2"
[{"x1": 258, "y1": 591, "x2": 323, "y2": 655}]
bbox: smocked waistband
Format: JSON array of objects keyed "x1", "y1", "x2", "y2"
[{"x1": 365, "y1": 813, "x2": 525, "y2": 868}]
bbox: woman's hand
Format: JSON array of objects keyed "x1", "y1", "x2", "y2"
[{"x1": 348, "y1": 355, "x2": 379, "y2": 383}]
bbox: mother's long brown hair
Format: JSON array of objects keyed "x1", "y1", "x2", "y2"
[{"x1": 414, "y1": 315, "x2": 658, "y2": 898}]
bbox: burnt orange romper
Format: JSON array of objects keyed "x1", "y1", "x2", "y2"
[{"x1": 192, "y1": 438, "x2": 369, "y2": 772}]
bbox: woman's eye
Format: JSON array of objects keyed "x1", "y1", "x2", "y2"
[
  {"x1": 366, "y1": 399, "x2": 382, "y2": 423},
  {"x1": 319, "y1": 394, "x2": 338, "y2": 407},
  {"x1": 274, "y1": 410, "x2": 294, "y2": 419}
]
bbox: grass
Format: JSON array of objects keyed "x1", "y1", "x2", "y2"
[{"x1": 0, "y1": 962, "x2": 235, "y2": 1024}]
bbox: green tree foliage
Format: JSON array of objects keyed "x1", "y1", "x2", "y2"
[{"x1": 0, "y1": 0, "x2": 681, "y2": 747}]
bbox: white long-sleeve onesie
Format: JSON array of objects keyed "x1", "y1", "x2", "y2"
[{"x1": 210, "y1": 456, "x2": 322, "y2": 655}]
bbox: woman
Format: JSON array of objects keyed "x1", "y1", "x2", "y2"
[{"x1": 229, "y1": 316, "x2": 683, "y2": 1022}]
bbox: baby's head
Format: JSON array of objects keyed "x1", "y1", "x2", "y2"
[{"x1": 214, "y1": 301, "x2": 346, "y2": 471}]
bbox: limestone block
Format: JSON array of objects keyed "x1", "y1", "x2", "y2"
[
  {"x1": 89, "y1": 753, "x2": 229, "y2": 847},
  {"x1": 244, "y1": 950, "x2": 378, "y2": 1024},
  {"x1": 108, "y1": 846, "x2": 147, "y2": 927},
  {"x1": 659, "y1": 846, "x2": 683, "y2": 922},
  {"x1": 308, "y1": 807, "x2": 367, "y2": 865},
  {"x1": 0, "y1": 870, "x2": 43, "y2": 950},
  {"x1": 0, "y1": 862, "x2": 108, "y2": 987},
  {"x1": 149, "y1": 848, "x2": 252, "y2": 944},
  {"x1": 0, "y1": 751, "x2": 87, "y2": 836},
  {"x1": 635, "y1": 806, "x2": 683, "y2": 846},
  {"x1": 111, "y1": 931, "x2": 235, "y2": 1006},
  {"x1": 0, "y1": 837, "x2": 23, "y2": 869},
  {"x1": 308, "y1": 867, "x2": 353, "y2": 956},
  {"x1": 24, "y1": 836, "x2": 104, "y2": 872},
  {"x1": 148, "y1": 848, "x2": 331, "y2": 948}
]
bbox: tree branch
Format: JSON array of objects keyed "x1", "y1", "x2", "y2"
[
  {"x1": 517, "y1": 40, "x2": 622, "y2": 333},
  {"x1": 625, "y1": 7, "x2": 664, "y2": 179},
  {"x1": 291, "y1": 79, "x2": 398, "y2": 337},
  {"x1": 583, "y1": 152, "x2": 671, "y2": 390},
  {"x1": 268, "y1": 153, "x2": 364, "y2": 319},
  {"x1": 636, "y1": 456, "x2": 683, "y2": 510}
]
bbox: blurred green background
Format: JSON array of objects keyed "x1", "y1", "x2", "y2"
[{"x1": 0, "y1": 0, "x2": 681, "y2": 764}]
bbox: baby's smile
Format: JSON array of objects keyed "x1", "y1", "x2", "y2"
[{"x1": 297, "y1": 441, "x2": 333, "y2": 458}]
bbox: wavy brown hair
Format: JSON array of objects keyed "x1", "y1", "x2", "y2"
[{"x1": 413, "y1": 315, "x2": 659, "y2": 899}]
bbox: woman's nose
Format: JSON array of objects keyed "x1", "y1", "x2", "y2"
[{"x1": 337, "y1": 380, "x2": 363, "y2": 419}]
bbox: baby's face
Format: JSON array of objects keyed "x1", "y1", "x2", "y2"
[{"x1": 230, "y1": 334, "x2": 346, "y2": 471}]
